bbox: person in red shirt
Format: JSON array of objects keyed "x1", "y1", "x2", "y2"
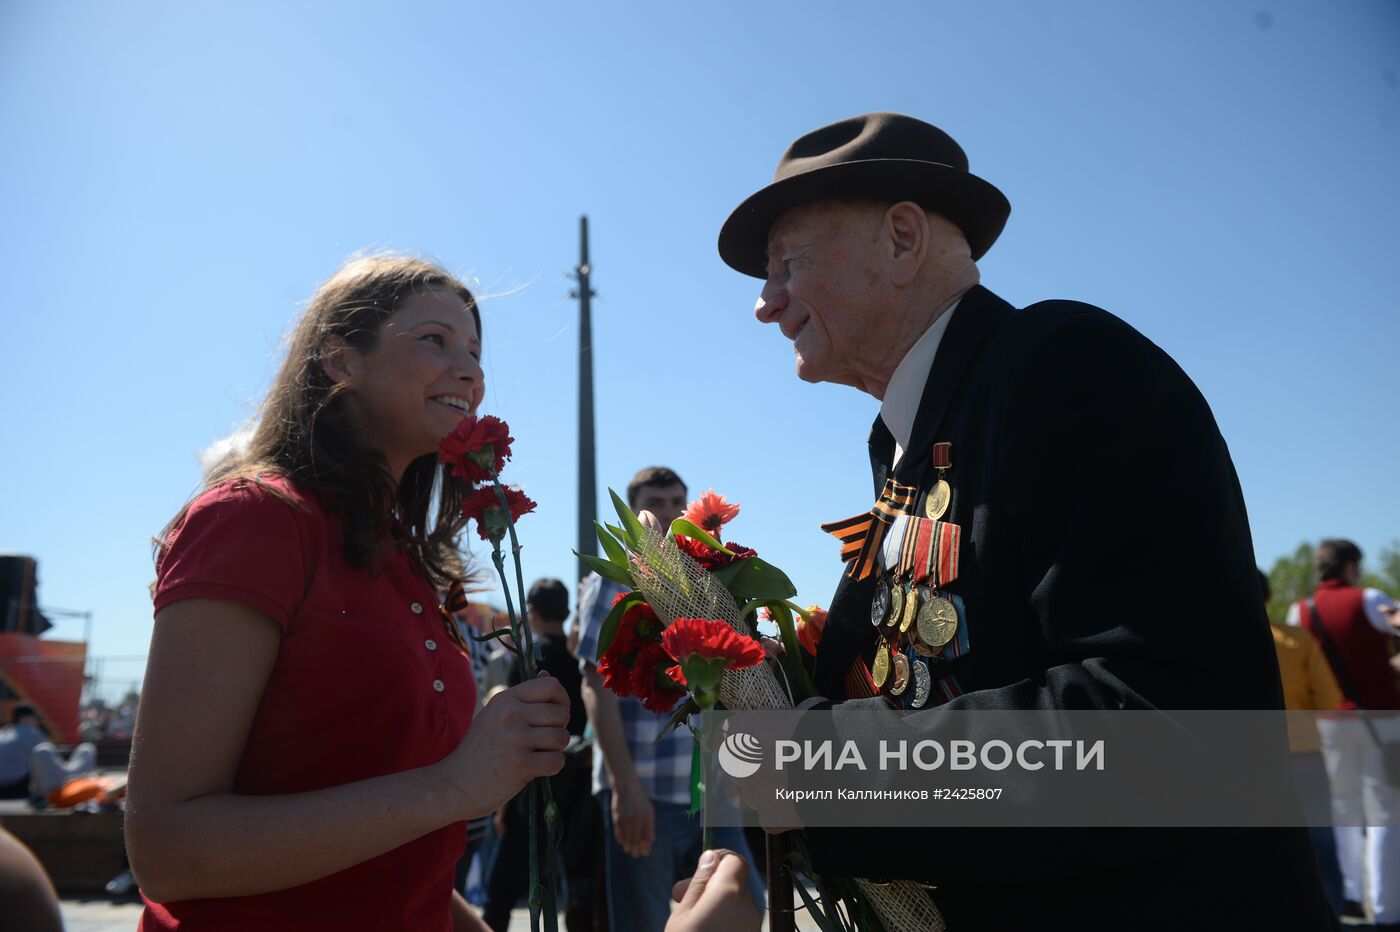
[
  {"x1": 1290, "y1": 538, "x2": 1400, "y2": 926},
  {"x1": 125, "y1": 254, "x2": 572, "y2": 931}
]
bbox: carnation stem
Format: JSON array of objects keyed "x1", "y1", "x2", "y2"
[{"x1": 488, "y1": 473, "x2": 559, "y2": 932}]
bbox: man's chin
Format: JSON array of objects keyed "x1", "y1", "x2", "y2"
[{"x1": 794, "y1": 354, "x2": 824, "y2": 384}]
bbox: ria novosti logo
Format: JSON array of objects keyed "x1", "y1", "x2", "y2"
[{"x1": 718, "y1": 732, "x2": 764, "y2": 778}]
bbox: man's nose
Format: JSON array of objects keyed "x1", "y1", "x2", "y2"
[{"x1": 754, "y1": 285, "x2": 787, "y2": 323}]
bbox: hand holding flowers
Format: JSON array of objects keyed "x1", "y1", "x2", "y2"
[{"x1": 438, "y1": 415, "x2": 556, "y2": 932}]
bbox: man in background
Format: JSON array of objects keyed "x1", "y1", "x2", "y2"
[
  {"x1": 576, "y1": 466, "x2": 761, "y2": 931},
  {"x1": 1290, "y1": 539, "x2": 1400, "y2": 925}
]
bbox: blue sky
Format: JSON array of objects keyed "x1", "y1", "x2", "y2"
[{"x1": 2, "y1": 1, "x2": 1397, "y2": 688}]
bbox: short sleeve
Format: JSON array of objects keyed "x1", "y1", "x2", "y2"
[
  {"x1": 1364, "y1": 588, "x2": 1397, "y2": 635},
  {"x1": 154, "y1": 481, "x2": 313, "y2": 630},
  {"x1": 574, "y1": 573, "x2": 625, "y2": 671}
]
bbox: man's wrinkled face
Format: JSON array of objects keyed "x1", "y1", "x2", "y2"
[{"x1": 754, "y1": 201, "x2": 884, "y2": 388}]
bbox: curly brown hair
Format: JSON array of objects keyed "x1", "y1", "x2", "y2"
[{"x1": 160, "y1": 253, "x2": 483, "y2": 591}]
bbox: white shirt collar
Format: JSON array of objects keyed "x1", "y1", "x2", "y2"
[{"x1": 880, "y1": 300, "x2": 959, "y2": 467}]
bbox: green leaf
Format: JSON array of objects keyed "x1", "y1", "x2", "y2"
[
  {"x1": 724, "y1": 556, "x2": 798, "y2": 603},
  {"x1": 793, "y1": 873, "x2": 847, "y2": 932},
  {"x1": 593, "y1": 520, "x2": 629, "y2": 567},
  {"x1": 605, "y1": 523, "x2": 628, "y2": 548},
  {"x1": 709, "y1": 561, "x2": 744, "y2": 588},
  {"x1": 768, "y1": 601, "x2": 819, "y2": 702},
  {"x1": 577, "y1": 552, "x2": 632, "y2": 586},
  {"x1": 595, "y1": 590, "x2": 647, "y2": 658},
  {"x1": 654, "y1": 697, "x2": 701, "y2": 743},
  {"x1": 468, "y1": 627, "x2": 519, "y2": 647},
  {"x1": 668, "y1": 518, "x2": 731, "y2": 553},
  {"x1": 609, "y1": 487, "x2": 648, "y2": 548}
]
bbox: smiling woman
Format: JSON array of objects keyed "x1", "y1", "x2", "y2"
[{"x1": 124, "y1": 254, "x2": 572, "y2": 931}]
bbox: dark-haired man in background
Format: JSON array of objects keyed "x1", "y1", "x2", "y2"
[{"x1": 576, "y1": 467, "x2": 761, "y2": 931}]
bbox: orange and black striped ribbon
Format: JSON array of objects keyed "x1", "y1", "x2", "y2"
[
  {"x1": 438, "y1": 579, "x2": 472, "y2": 655},
  {"x1": 844, "y1": 655, "x2": 879, "y2": 699},
  {"x1": 820, "y1": 477, "x2": 920, "y2": 581},
  {"x1": 446, "y1": 579, "x2": 470, "y2": 613}
]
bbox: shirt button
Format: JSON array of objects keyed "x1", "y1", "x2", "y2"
[
  {"x1": 410, "y1": 602, "x2": 424, "y2": 614},
  {"x1": 432, "y1": 679, "x2": 445, "y2": 693},
  {"x1": 425, "y1": 639, "x2": 437, "y2": 651}
]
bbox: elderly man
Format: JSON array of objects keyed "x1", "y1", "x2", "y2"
[{"x1": 719, "y1": 113, "x2": 1331, "y2": 929}]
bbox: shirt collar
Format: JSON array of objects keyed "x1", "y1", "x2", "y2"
[{"x1": 880, "y1": 299, "x2": 959, "y2": 467}]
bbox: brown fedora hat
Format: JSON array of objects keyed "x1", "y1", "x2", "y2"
[{"x1": 718, "y1": 112, "x2": 1010, "y2": 278}]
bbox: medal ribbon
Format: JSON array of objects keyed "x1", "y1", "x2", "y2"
[
  {"x1": 896, "y1": 516, "x2": 920, "y2": 578},
  {"x1": 881, "y1": 515, "x2": 911, "y2": 574},
  {"x1": 820, "y1": 477, "x2": 919, "y2": 580},
  {"x1": 936, "y1": 520, "x2": 960, "y2": 586},
  {"x1": 911, "y1": 517, "x2": 938, "y2": 583}
]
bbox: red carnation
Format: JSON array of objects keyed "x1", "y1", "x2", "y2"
[
  {"x1": 681, "y1": 489, "x2": 741, "y2": 538},
  {"x1": 660, "y1": 617, "x2": 765, "y2": 708},
  {"x1": 598, "y1": 612, "x2": 684, "y2": 713},
  {"x1": 634, "y1": 641, "x2": 687, "y2": 713},
  {"x1": 674, "y1": 535, "x2": 756, "y2": 572},
  {"x1": 439, "y1": 415, "x2": 514, "y2": 482},
  {"x1": 462, "y1": 485, "x2": 536, "y2": 541}
]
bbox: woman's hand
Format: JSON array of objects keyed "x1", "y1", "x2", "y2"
[{"x1": 434, "y1": 674, "x2": 571, "y2": 819}]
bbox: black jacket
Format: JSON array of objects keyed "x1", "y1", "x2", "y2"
[{"x1": 804, "y1": 286, "x2": 1331, "y2": 930}]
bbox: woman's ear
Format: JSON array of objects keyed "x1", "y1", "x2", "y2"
[{"x1": 318, "y1": 336, "x2": 356, "y2": 386}]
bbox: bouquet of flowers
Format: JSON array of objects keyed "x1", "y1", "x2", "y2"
[
  {"x1": 581, "y1": 490, "x2": 944, "y2": 932},
  {"x1": 438, "y1": 415, "x2": 556, "y2": 932}
]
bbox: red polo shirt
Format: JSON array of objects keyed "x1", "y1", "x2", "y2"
[{"x1": 140, "y1": 477, "x2": 476, "y2": 931}]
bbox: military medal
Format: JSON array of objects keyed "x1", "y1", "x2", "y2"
[
  {"x1": 899, "y1": 582, "x2": 920, "y2": 633},
  {"x1": 923, "y1": 481, "x2": 950, "y2": 520},
  {"x1": 912, "y1": 636, "x2": 943, "y2": 659},
  {"x1": 911, "y1": 659, "x2": 931, "y2": 708},
  {"x1": 872, "y1": 638, "x2": 891, "y2": 688},
  {"x1": 887, "y1": 584, "x2": 905, "y2": 628},
  {"x1": 871, "y1": 582, "x2": 891, "y2": 627},
  {"x1": 889, "y1": 652, "x2": 910, "y2": 695},
  {"x1": 917, "y1": 595, "x2": 958, "y2": 648},
  {"x1": 923, "y1": 442, "x2": 953, "y2": 520}
]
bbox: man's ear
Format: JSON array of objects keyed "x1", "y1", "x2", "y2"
[
  {"x1": 883, "y1": 201, "x2": 929, "y2": 288},
  {"x1": 318, "y1": 335, "x2": 356, "y2": 386}
]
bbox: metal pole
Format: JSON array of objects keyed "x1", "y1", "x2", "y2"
[{"x1": 573, "y1": 216, "x2": 598, "y2": 580}]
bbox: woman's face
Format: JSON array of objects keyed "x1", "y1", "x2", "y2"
[{"x1": 340, "y1": 286, "x2": 484, "y2": 478}]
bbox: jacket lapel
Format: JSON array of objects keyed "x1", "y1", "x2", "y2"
[
  {"x1": 868, "y1": 413, "x2": 896, "y2": 496},
  {"x1": 815, "y1": 286, "x2": 1014, "y2": 699},
  {"x1": 893, "y1": 285, "x2": 1013, "y2": 483}
]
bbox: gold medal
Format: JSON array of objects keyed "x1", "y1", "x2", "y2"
[
  {"x1": 911, "y1": 659, "x2": 931, "y2": 708},
  {"x1": 887, "y1": 584, "x2": 904, "y2": 628},
  {"x1": 890, "y1": 653, "x2": 910, "y2": 695},
  {"x1": 899, "y1": 584, "x2": 920, "y2": 633},
  {"x1": 913, "y1": 638, "x2": 944, "y2": 659},
  {"x1": 916, "y1": 596, "x2": 958, "y2": 648},
  {"x1": 872, "y1": 640, "x2": 890, "y2": 688},
  {"x1": 923, "y1": 479, "x2": 951, "y2": 520}
]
